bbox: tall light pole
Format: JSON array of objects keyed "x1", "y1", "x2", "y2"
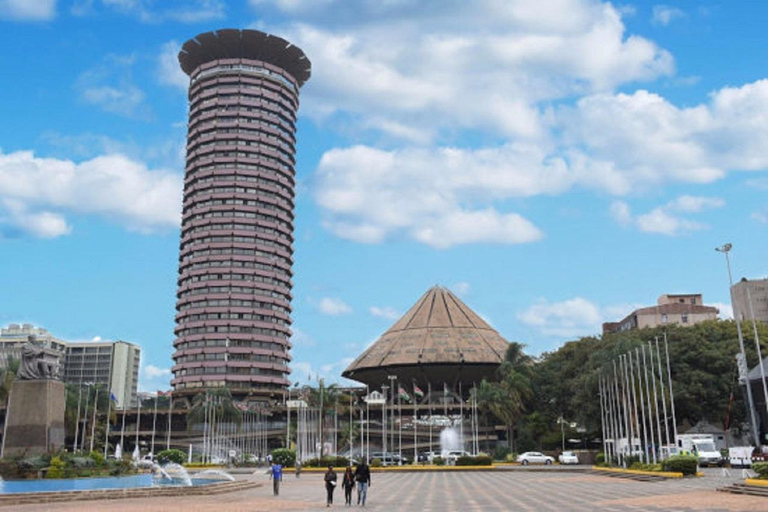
[
  {"x1": 387, "y1": 375, "x2": 397, "y2": 455},
  {"x1": 716, "y1": 243, "x2": 760, "y2": 447}
]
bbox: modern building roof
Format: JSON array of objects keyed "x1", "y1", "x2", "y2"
[
  {"x1": 342, "y1": 286, "x2": 510, "y2": 388},
  {"x1": 178, "y1": 28, "x2": 311, "y2": 86}
]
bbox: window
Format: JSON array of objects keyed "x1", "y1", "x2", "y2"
[
  {"x1": 681, "y1": 314, "x2": 689, "y2": 323},
  {"x1": 661, "y1": 314, "x2": 668, "y2": 324}
]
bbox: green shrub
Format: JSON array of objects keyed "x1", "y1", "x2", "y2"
[
  {"x1": 629, "y1": 462, "x2": 662, "y2": 472},
  {"x1": 303, "y1": 456, "x2": 350, "y2": 468},
  {"x1": 432, "y1": 456, "x2": 445, "y2": 466},
  {"x1": 752, "y1": 461, "x2": 768, "y2": 479},
  {"x1": 157, "y1": 449, "x2": 186, "y2": 465},
  {"x1": 88, "y1": 451, "x2": 105, "y2": 467},
  {"x1": 493, "y1": 445, "x2": 511, "y2": 461},
  {"x1": 71, "y1": 457, "x2": 95, "y2": 469},
  {"x1": 46, "y1": 457, "x2": 67, "y2": 479},
  {"x1": 456, "y1": 455, "x2": 493, "y2": 466},
  {"x1": 624, "y1": 455, "x2": 640, "y2": 467},
  {"x1": 270, "y1": 448, "x2": 296, "y2": 467},
  {"x1": 661, "y1": 455, "x2": 698, "y2": 476},
  {"x1": 370, "y1": 458, "x2": 382, "y2": 467},
  {"x1": 595, "y1": 452, "x2": 606, "y2": 465},
  {"x1": 505, "y1": 453, "x2": 518, "y2": 463}
]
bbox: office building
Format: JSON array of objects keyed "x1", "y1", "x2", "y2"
[
  {"x1": 64, "y1": 340, "x2": 141, "y2": 409},
  {"x1": 171, "y1": 29, "x2": 311, "y2": 401},
  {"x1": 602, "y1": 293, "x2": 719, "y2": 334},
  {"x1": 731, "y1": 277, "x2": 768, "y2": 324}
]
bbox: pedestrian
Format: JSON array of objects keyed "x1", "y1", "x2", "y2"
[
  {"x1": 342, "y1": 465, "x2": 355, "y2": 506},
  {"x1": 353, "y1": 459, "x2": 371, "y2": 507},
  {"x1": 295, "y1": 459, "x2": 302, "y2": 478},
  {"x1": 269, "y1": 461, "x2": 283, "y2": 496},
  {"x1": 324, "y1": 464, "x2": 337, "y2": 507}
]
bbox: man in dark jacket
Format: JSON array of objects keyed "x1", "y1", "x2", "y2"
[
  {"x1": 353, "y1": 460, "x2": 371, "y2": 506},
  {"x1": 324, "y1": 465, "x2": 337, "y2": 507}
]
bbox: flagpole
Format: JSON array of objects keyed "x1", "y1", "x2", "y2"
[
  {"x1": 73, "y1": 356, "x2": 85, "y2": 452},
  {"x1": 428, "y1": 381, "x2": 433, "y2": 457},
  {"x1": 398, "y1": 386, "x2": 402, "y2": 463},
  {"x1": 641, "y1": 344, "x2": 657, "y2": 463},
  {"x1": 635, "y1": 348, "x2": 649, "y2": 463},
  {"x1": 366, "y1": 385, "x2": 369, "y2": 462},
  {"x1": 89, "y1": 386, "x2": 99, "y2": 453},
  {"x1": 413, "y1": 383, "x2": 417, "y2": 464},
  {"x1": 648, "y1": 341, "x2": 663, "y2": 459},
  {"x1": 167, "y1": 391, "x2": 173, "y2": 451},
  {"x1": 103, "y1": 393, "x2": 112, "y2": 458},
  {"x1": 151, "y1": 392, "x2": 159, "y2": 457},
  {"x1": 80, "y1": 383, "x2": 92, "y2": 452},
  {"x1": 135, "y1": 395, "x2": 141, "y2": 457},
  {"x1": 655, "y1": 337, "x2": 671, "y2": 450},
  {"x1": 119, "y1": 398, "x2": 127, "y2": 458}
]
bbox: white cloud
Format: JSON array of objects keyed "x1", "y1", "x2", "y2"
[
  {"x1": 452, "y1": 282, "x2": 471, "y2": 297},
  {"x1": 75, "y1": 54, "x2": 150, "y2": 119},
  {"x1": 265, "y1": 0, "x2": 672, "y2": 140},
  {"x1": 0, "y1": 149, "x2": 181, "y2": 238},
  {"x1": 144, "y1": 364, "x2": 171, "y2": 378},
  {"x1": 318, "y1": 297, "x2": 352, "y2": 315},
  {"x1": 752, "y1": 211, "x2": 768, "y2": 225},
  {"x1": 315, "y1": 144, "x2": 549, "y2": 247},
  {"x1": 98, "y1": 0, "x2": 225, "y2": 23},
  {"x1": 610, "y1": 195, "x2": 724, "y2": 236},
  {"x1": 369, "y1": 306, "x2": 399, "y2": 320},
  {"x1": 157, "y1": 41, "x2": 188, "y2": 90},
  {"x1": 518, "y1": 297, "x2": 604, "y2": 337},
  {"x1": 518, "y1": 297, "x2": 645, "y2": 338},
  {"x1": 0, "y1": 0, "x2": 56, "y2": 20},
  {"x1": 711, "y1": 302, "x2": 733, "y2": 320},
  {"x1": 652, "y1": 5, "x2": 685, "y2": 26},
  {"x1": 290, "y1": 327, "x2": 316, "y2": 347}
]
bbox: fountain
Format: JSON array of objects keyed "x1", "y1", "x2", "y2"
[
  {"x1": 439, "y1": 426, "x2": 462, "y2": 454},
  {"x1": 158, "y1": 463, "x2": 192, "y2": 487},
  {"x1": 196, "y1": 469, "x2": 235, "y2": 482}
]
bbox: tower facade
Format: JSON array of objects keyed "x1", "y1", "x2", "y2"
[{"x1": 172, "y1": 29, "x2": 310, "y2": 402}]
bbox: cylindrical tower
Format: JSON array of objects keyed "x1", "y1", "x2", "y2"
[{"x1": 171, "y1": 29, "x2": 310, "y2": 403}]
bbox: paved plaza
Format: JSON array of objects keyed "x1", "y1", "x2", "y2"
[{"x1": 1, "y1": 468, "x2": 766, "y2": 511}]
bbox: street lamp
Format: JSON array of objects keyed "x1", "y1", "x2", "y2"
[
  {"x1": 387, "y1": 375, "x2": 397, "y2": 458},
  {"x1": 381, "y1": 385, "x2": 389, "y2": 455},
  {"x1": 716, "y1": 243, "x2": 760, "y2": 447}
]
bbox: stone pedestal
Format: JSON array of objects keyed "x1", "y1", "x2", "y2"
[{"x1": 2, "y1": 380, "x2": 66, "y2": 457}]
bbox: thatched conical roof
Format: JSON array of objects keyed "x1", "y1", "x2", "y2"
[{"x1": 342, "y1": 286, "x2": 510, "y2": 390}]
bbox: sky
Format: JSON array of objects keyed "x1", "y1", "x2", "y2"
[{"x1": 1, "y1": 0, "x2": 767, "y2": 392}]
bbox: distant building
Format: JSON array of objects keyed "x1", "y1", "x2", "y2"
[
  {"x1": 0, "y1": 324, "x2": 66, "y2": 369},
  {"x1": 0, "y1": 324, "x2": 140, "y2": 410},
  {"x1": 64, "y1": 341, "x2": 141, "y2": 409},
  {"x1": 731, "y1": 277, "x2": 768, "y2": 325},
  {"x1": 602, "y1": 294, "x2": 719, "y2": 334}
]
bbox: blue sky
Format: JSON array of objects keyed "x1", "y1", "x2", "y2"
[{"x1": 1, "y1": 0, "x2": 766, "y2": 392}]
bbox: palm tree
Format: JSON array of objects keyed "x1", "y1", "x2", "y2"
[{"x1": 0, "y1": 357, "x2": 19, "y2": 406}]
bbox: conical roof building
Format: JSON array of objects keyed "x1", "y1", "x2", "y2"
[{"x1": 342, "y1": 286, "x2": 510, "y2": 392}]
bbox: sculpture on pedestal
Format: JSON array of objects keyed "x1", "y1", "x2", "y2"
[{"x1": 17, "y1": 335, "x2": 60, "y2": 381}]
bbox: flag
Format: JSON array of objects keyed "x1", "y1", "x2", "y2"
[
  {"x1": 110, "y1": 392, "x2": 118, "y2": 402},
  {"x1": 413, "y1": 385, "x2": 424, "y2": 399},
  {"x1": 398, "y1": 387, "x2": 410, "y2": 402}
]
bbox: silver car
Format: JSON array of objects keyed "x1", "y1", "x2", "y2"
[{"x1": 517, "y1": 451, "x2": 555, "y2": 465}]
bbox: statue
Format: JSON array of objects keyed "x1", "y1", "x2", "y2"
[{"x1": 16, "y1": 335, "x2": 59, "y2": 380}]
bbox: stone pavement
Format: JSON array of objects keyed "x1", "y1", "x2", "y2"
[{"x1": 1, "y1": 468, "x2": 765, "y2": 511}]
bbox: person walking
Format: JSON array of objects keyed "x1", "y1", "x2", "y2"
[
  {"x1": 324, "y1": 465, "x2": 337, "y2": 507},
  {"x1": 295, "y1": 459, "x2": 302, "y2": 478},
  {"x1": 269, "y1": 461, "x2": 283, "y2": 496},
  {"x1": 354, "y1": 460, "x2": 371, "y2": 507},
  {"x1": 342, "y1": 465, "x2": 355, "y2": 506}
]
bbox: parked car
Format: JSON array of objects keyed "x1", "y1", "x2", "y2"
[
  {"x1": 558, "y1": 451, "x2": 579, "y2": 465},
  {"x1": 517, "y1": 452, "x2": 555, "y2": 465},
  {"x1": 369, "y1": 452, "x2": 397, "y2": 466}
]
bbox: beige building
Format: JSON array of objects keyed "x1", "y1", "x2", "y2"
[
  {"x1": 64, "y1": 341, "x2": 141, "y2": 409},
  {"x1": 0, "y1": 324, "x2": 67, "y2": 370},
  {"x1": 603, "y1": 294, "x2": 719, "y2": 334},
  {"x1": 731, "y1": 277, "x2": 768, "y2": 324}
]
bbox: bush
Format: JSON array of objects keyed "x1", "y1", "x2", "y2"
[
  {"x1": 88, "y1": 451, "x2": 105, "y2": 467},
  {"x1": 505, "y1": 453, "x2": 518, "y2": 463},
  {"x1": 71, "y1": 457, "x2": 96, "y2": 469},
  {"x1": 629, "y1": 462, "x2": 662, "y2": 472},
  {"x1": 302, "y1": 456, "x2": 350, "y2": 468},
  {"x1": 46, "y1": 457, "x2": 67, "y2": 479},
  {"x1": 752, "y1": 461, "x2": 768, "y2": 479},
  {"x1": 624, "y1": 455, "x2": 640, "y2": 467},
  {"x1": 595, "y1": 452, "x2": 606, "y2": 465},
  {"x1": 370, "y1": 458, "x2": 382, "y2": 468},
  {"x1": 432, "y1": 456, "x2": 445, "y2": 466},
  {"x1": 661, "y1": 455, "x2": 699, "y2": 476},
  {"x1": 456, "y1": 455, "x2": 493, "y2": 466},
  {"x1": 271, "y1": 448, "x2": 296, "y2": 467},
  {"x1": 493, "y1": 445, "x2": 511, "y2": 461},
  {"x1": 157, "y1": 449, "x2": 186, "y2": 465}
]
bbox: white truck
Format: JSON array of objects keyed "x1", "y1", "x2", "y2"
[{"x1": 676, "y1": 434, "x2": 723, "y2": 467}]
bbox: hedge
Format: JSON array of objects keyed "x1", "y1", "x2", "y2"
[
  {"x1": 157, "y1": 449, "x2": 186, "y2": 465},
  {"x1": 455, "y1": 455, "x2": 493, "y2": 466},
  {"x1": 303, "y1": 456, "x2": 350, "y2": 468},
  {"x1": 661, "y1": 455, "x2": 698, "y2": 476},
  {"x1": 752, "y1": 461, "x2": 768, "y2": 479},
  {"x1": 271, "y1": 448, "x2": 296, "y2": 467}
]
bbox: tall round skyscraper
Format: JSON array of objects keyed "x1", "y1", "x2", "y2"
[{"x1": 171, "y1": 29, "x2": 310, "y2": 403}]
